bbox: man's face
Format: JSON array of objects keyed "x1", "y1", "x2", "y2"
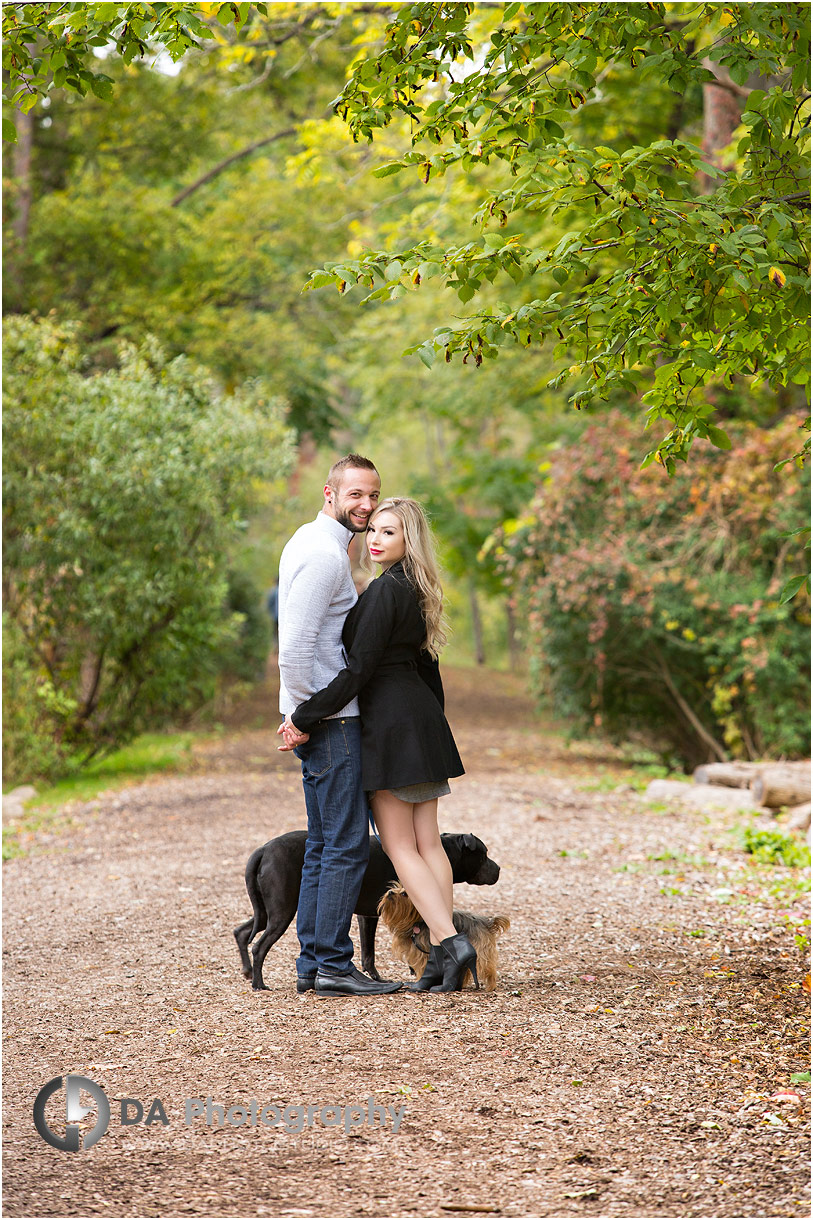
[{"x1": 324, "y1": 467, "x2": 381, "y2": 533}]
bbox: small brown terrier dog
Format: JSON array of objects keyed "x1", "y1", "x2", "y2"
[{"x1": 378, "y1": 883, "x2": 510, "y2": 992}]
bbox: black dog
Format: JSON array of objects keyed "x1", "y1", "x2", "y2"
[{"x1": 234, "y1": 831, "x2": 500, "y2": 990}]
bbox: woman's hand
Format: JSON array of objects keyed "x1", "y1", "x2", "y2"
[{"x1": 277, "y1": 717, "x2": 309, "y2": 751}]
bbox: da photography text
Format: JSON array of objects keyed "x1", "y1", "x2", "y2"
[{"x1": 34, "y1": 1076, "x2": 406, "y2": 1151}]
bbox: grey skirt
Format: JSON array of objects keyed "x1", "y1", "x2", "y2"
[{"x1": 388, "y1": 779, "x2": 451, "y2": 803}]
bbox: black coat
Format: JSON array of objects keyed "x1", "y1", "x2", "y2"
[{"x1": 291, "y1": 562, "x2": 465, "y2": 792}]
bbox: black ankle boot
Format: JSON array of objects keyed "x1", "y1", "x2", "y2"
[
  {"x1": 405, "y1": 943, "x2": 444, "y2": 992},
  {"x1": 429, "y1": 933, "x2": 479, "y2": 993}
]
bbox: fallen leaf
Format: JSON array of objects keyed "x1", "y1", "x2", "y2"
[{"x1": 770, "y1": 1089, "x2": 803, "y2": 1108}]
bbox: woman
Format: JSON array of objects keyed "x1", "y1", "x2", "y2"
[{"x1": 279, "y1": 498, "x2": 476, "y2": 993}]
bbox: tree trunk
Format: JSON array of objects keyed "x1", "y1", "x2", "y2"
[
  {"x1": 468, "y1": 577, "x2": 485, "y2": 666},
  {"x1": 506, "y1": 600, "x2": 520, "y2": 671},
  {"x1": 7, "y1": 107, "x2": 35, "y2": 304},
  {"x1": 699, "y1": 57, "x2": 745, "y2": 193},
  {"x1": 287, "y1": 435, "x2": 318, "y2": 498},
  {"x1": 750, "y1": 764, "x2": 811, "y2": 810}
]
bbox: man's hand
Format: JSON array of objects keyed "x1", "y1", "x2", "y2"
[{"x1": 277, "y1": 717, "x2": 309, "y2": 752}]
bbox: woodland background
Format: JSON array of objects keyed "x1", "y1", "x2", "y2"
[{"x1": 3, "y1": 1, "x2": 810, "y2": 784}]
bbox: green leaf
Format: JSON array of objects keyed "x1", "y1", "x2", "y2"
[
  {"x1": 90, "y1": 76, "x2": 114, "y2": 99},
  {"x1": 705, "y1": 425, "x2": 732, "y2": 451},
  {"x1": 418, "y1": 345, "x2": 435, "y2": 369},
  {"x1": 304, "y1": 271, "x2": 336, "y2": 291},
  {"x1": 729, "y1": 59, "x2": 752, "y2": 87},
  {"x1": 372, "y1": 162, "x2": 405, "y2": 178},
  {"x1": 417, "y1": 261, "x2": 442, "y2": 282},
  {"x1": 779, "y1": 573, "x2": 810, "y2": 604},
  {"x1": 3, "y1": 116, "x2": 18, "y2": 143}
]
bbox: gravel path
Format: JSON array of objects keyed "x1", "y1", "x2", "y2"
[{"x1": 3, "y1": 667, "x2": 810, "y2": 1218}]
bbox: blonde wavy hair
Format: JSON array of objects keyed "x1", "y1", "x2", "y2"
[{"x1": 363, "y1": 498, "x2": 448, "y2": 657}]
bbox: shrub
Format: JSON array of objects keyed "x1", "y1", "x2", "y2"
[
  {"x1": 498, "y1": 411, "x2": 810, "y2": 767},
  {"x1": 221, "y1": 568, "x2": 272, "y2": 683},
  {"x1": 2, "y1": 316, "x2": 294, "y2": 780},
  {"x1": 2, "y1": 615, "x2": 66, "y2": 784}
]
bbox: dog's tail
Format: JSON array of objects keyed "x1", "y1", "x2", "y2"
[{"x1": 245, "y1": 848, "x2": 267, "y2": 944}]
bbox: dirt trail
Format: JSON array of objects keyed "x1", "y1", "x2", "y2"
[{"x1": 3, "y1": 666, "x2": 810, "y2": 1219}]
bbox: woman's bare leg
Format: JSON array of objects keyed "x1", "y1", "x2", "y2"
[
  {"x1": 412, "y1": 799, "x2": 453, "y2": 942},
  {"x1": 371, "y1": 790, "x2": 457, "y2": 944}
]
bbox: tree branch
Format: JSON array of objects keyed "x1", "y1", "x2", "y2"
[
  {"x1": 170, "y1": 128, "x2": 297, "y2": 206},
  {"x1": 654, "y1": 651, "x2": 727, "y2": 762}
]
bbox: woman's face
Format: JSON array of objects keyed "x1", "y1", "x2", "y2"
[{"x1": 366, "y1": 511, "x2": 406, "y2": 569}]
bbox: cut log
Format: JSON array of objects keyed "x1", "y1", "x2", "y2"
[
  {"x1": 788, "y1": 802, "x2": 811, "y2": 832},
  {"x1": 693, "y1": 762, "x2": 763, "y2": 788},
  {"x1": 645, "y1": 779, "x2": 761, "y2": 812},
  {"x1": 750, "y1": 764, "x2": 811, "y2": 810}
]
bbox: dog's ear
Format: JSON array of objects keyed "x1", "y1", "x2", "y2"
[{"x1": 462, "y1": 834, "x2": 479, "y2": 851}]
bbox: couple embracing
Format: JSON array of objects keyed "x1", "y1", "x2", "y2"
[{"x1": 276, "y1": 454, "x2": 475, "y2": 997}]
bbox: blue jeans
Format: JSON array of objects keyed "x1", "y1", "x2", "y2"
[{"x1": 293, "y1": 717, "x2": 370, "y2": 976}]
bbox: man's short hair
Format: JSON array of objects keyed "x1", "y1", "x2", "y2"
[{"x1": 327, "y1": 454, "x2": 379, "y2": 490}]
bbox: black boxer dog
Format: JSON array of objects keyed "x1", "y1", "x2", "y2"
[{"x1": 234, "y1": 830, "x2": 500, "y2": 991}]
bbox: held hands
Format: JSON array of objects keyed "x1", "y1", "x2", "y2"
[{"x1": 277, "y1": 717, "x2": 309, "y2": 752}]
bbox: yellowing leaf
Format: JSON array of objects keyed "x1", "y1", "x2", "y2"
[{"x1": 768, "y1": 266, "x2": 786, "y2": 287}]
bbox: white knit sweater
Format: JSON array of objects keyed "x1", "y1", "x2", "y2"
[{"x1": 277, "y1": 512, "x2": 360, "y2": 719}]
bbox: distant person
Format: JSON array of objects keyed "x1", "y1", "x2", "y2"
[
  {"x1": 280, "y1": 498, "x2": 475, "y2": 994},
  {"x1": 277, "y1": 455, "x2": 401, "y2": 997},
  {"x1": 265, "y1": 581, "x2": 279, "y2": 647}
]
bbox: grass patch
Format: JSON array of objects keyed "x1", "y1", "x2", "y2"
[
  {"x1": 31, "y1": 732, "x2": 198, "y2": 809},
  {"x1": 3, "y1": 732, "x2": 197, "y2": 860},
  {"x1": 741, "y1": 825, "x2": 811, "y2": 868}
]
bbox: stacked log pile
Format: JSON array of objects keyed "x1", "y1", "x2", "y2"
[{"x1": 644, "y1": 760, "x2": 811, "y2": 829}]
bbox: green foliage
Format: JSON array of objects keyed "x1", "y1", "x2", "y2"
[
  {"x1": 2, "y1": 315, "x2": 293, "y2": 779},
  {"x1": 4, "y1": 2, "x2": 810, "y2": 682},
  {"x1": 306, "y1": 1, "x2": 811, "y2": 470},
  {"x1": 2, "y1": 614, "x2": 66, "y2": 784},
  {"x1": 220, "y1": 568, "x2": 272, "y2": 683},
  {"x1": 741, "y1": 825, "x2": 811, "y2": 868},
  {"x1": 498, "y1": 411, "x2": 810, "y2": 767},
  {"x1": 4, "y1": 15, "x2": 402, "y2": 446},
  {"x1": 2, "y1": 1, "x2": 260, "y2": 130}
]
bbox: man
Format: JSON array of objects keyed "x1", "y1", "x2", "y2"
[{"x1": 277, "y1": 455, "x2": 402, "y2": 997}]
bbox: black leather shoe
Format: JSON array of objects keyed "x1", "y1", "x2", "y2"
[
  {"x1": 296, "y1": 975, "x2": 317, "y2": 993},
  {"x1": 315, "y1": 965, "x2": 403, "y2": 996}
]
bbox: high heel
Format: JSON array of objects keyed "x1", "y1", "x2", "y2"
[
  {"x1": 405, "y1": 943, "x2": 444, "y2": 992},
  {"x1": 429, "y1": 933, "x2": 479, "y2": 993}
]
